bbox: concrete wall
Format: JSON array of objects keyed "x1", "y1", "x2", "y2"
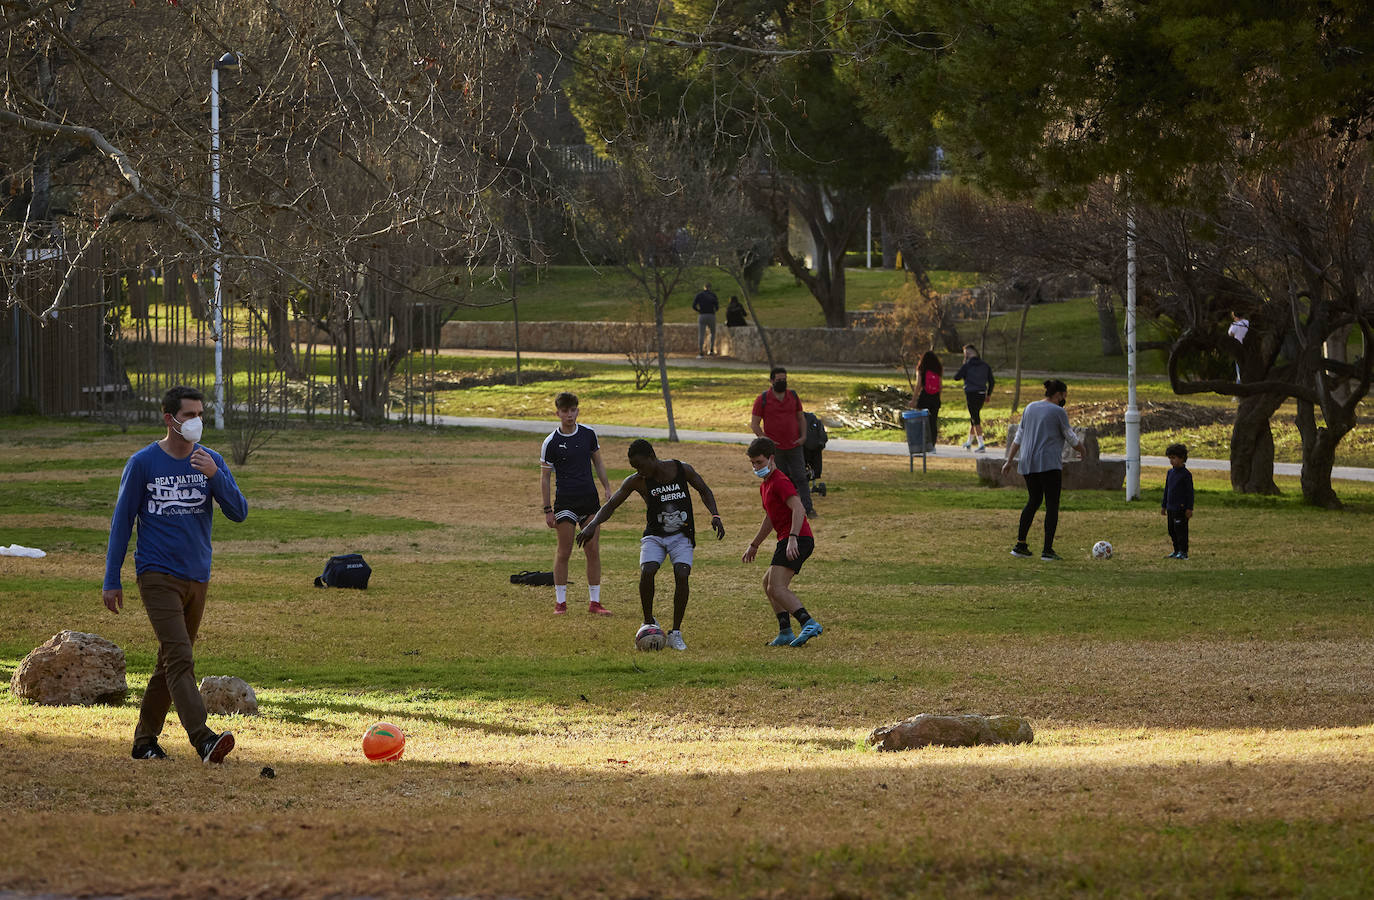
[{"x1": 439, "y1": 320, "x2": 890, "y2": 366}]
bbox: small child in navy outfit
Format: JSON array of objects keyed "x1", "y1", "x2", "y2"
[{"x1": 1161, "y1": 442, "x2": 1194, "y2": 559}]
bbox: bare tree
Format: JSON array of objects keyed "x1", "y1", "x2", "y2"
[
  {"x1": 566, "y1": 120, "x2": 733, "y2": 441},
  {"x1": 870, "y1": 284, "x2": 939, "y2": 395}
]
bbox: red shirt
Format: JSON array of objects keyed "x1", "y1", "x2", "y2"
[
  {"x1": 751, "y1": 388, "x2": 803, "y2": 450},
  {"x1": 760, "y1": 468, "x2": 813, "y2": 540}
]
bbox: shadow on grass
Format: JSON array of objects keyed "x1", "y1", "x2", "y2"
[
  {"x1": 262, "y1": 694, "x2": 539, "y2": 737},
  {"x1": 3, "y1": 726, "x2": 1373, "y2": 900}
]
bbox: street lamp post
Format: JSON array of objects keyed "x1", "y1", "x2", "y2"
[{"x1": 210, "y1": 51, "x2": 239, "y2": 430}]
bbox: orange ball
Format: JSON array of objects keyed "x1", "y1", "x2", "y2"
[{"x1": 362, "y1": 721, "x2": 405, "y2": 761}]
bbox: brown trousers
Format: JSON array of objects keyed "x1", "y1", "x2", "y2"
[{"x1": 134, "y1": 571, "x2": 215, "y2": 749}]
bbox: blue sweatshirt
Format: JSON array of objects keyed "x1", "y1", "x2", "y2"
[
  {"x1": 103, "y1": 441, "x2": 249, "y2": 590},
  {"x1": 1162, "y1": 465, "x2": 1194, "y2": 512}
]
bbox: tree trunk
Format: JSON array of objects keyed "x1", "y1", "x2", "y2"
[
  {"x1": 511, "y1": 255, "x2": 521, "y2": 386},
  {"x1": 738, "y1": 290, "x2": 775, "y2": 370},
  {"x1": 778, "y1": 182, "x2": 867, "y2": 328},
  {"x1": 1011, "y1": 301, "x2": 1031, "y2": 413},
  {"x1": 1229, "y1": 393, "x2": 1282, "y2": 494},
  {"x1": 1096, "y1": 284, "x2": 1123, "y2": 357},
  {"x1": 654, "y1": 300, "x2": 678, "y2": 441},
  {"x1": 819, "y1": 251, "x2": 847, "y2": 328},
  {"x1": 264, "y1": 293, "x2": 305, "y2": 380},
  {"x1": 1301, "y1": 426, "x2": 1345, "y2": 509}
]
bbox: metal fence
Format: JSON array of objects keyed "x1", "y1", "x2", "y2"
[{"x1": 1, "y1": 245, "x2": 443, "y2": 427}]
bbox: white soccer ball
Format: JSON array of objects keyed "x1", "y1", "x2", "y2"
[
  {"x1": 1092, "y1": 540, "x2": 1113, "y2": 560},
  {"x1": 634, "y1": 622, "x2": 666, "y2": 651}
]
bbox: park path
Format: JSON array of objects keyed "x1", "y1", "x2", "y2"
[
  {"x1": 437, "y1": 349, "x2": 1371, "y2": 482},
  {"x1": 437, "y1": 414, "x2": 1374, "y2": 483}
]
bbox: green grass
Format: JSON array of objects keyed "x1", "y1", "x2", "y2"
[
  {"x1": 455, "y1": 263, "x2": 967, "y2": 327},
  {"x1": 960, "y1": 295, "x2": 1173, "y2": 377},
  {"x1": 3, "y1": 420, "x2": 1374, "y2": 899}
]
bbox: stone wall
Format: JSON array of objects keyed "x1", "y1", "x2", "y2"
[{"x1": 439, "y1": 320, "x2": 891, "y2": 366}]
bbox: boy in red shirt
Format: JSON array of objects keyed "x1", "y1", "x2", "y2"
[{"x1": 742, "y1": 437, "x2": 824, "y2": 647}]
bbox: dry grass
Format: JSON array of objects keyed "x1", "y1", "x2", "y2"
[{"x1": 3, "y1": 420, "x2": 1374, "y2": 899}]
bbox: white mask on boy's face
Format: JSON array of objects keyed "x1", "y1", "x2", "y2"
[
  {"x1": 753, "y1": 464, "x2": 771, "y2": 478},
  {"x1": 173, "y1": 414, "x2": 203, "y2": 443}
]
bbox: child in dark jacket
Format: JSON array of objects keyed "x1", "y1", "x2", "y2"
[{"x1": 1162, "y1": 442, "x2": 1194, "y2": 559}]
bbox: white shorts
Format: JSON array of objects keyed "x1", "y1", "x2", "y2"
[{"x1": 639, "y1": 533, "x2": 694, "y2": 568}]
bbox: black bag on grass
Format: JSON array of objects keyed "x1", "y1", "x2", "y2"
[
  {"x1": 510, "y1": 570, "x2": 555, "y2": 586},
  {"x1": 315, "y1": 553, "x2": 372, "y2": 589}
]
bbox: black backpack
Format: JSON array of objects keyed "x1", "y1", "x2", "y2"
[
  {"x1": 804, "y1": 412, "x2": 828, "y2": 451},
  {"x1": 510, "y1": 570, "x2": 555, "y2": 586},
  {"x1": 314, "y1": 553, "x2": 372, "y2": 589}
]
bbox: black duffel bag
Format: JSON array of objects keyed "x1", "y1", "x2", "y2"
[{"x1": 314, "y1": 553, "x2": 372, "y2": 589}]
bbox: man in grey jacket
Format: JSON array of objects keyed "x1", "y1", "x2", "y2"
[{"x1": 1002, "y1": 379, "x2": 1085, "y2": 561}]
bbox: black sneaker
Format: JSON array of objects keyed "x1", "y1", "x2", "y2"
[
  {"x1": 1176, "y1": 552, "x2": 1189, "y2": 560},
  {"x1": 199, "y1": 731, "x2": 235, "y2": 765},
  {"x1": 1010, "y1": 545, "x2": 1033, "y2": 558},
  {"x1": 1040, "y1": 550, "x2": 1063, "y2": 561},
  {"x1": 131, "y1": 741, "x2": 168, "y2": 760},
  {"x1": 1166, "y1": 551, "x2": 1180, "y2": 559}
]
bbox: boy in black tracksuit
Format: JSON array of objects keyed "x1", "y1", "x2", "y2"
[{"x1": 1162, "y1": 442, "x2": 1194, "y2": 559}]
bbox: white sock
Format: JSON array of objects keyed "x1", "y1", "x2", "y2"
[
  {"x1": 555, "y1": 584, "x2": 567, "y2": 604},
  {"x1": 589, "y1": 584, "x2": 601, "y2": 604}
]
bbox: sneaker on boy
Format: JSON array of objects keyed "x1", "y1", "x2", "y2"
[
  {"x1": 789, "y1": 619, "x2": 824, "y2": 647},
  {"x1": 666, "y1": 630, "x2": 687, "y2": 650},
  {"x1": 588, "y1": 600, "x2": 612, "y2": 616},
  {"x1": 1010, "y1": 544, "x2": 1033, "y2": 558},
  {"x1": 768, "y1": 630, "x2": 796, "y2": 646},
  {"x1": 131, "y1": 741, "x2": 168, "y2": 760},
  {"x1": 554, "y1": 601, "x2": 567, "y2": 615},
  {"x1": 1040, "y1": 549, "x2": 1063, "y2": 561}
]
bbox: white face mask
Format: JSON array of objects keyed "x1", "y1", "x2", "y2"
[
  {"x1": 173, "y1": 414, "x2": 204, "y2": 443},
  {"x1": 753, "y1": 465, "x2": 770, "y2": 478}
]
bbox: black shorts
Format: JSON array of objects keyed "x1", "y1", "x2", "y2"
[
  {"x1": 965, "y1": 392, "x2": 986, "y2": 426},
  {"x1": 769, "y1": 535, "x2": 815, "y2": 573},
  {"x1": 554, "y1": 492, "x2": 601, "y2": 525}
]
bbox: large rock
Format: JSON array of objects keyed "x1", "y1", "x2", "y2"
[
  {"x1": 977, "y1": 428, "x2": 1125, "y2": 490},
  {"x1": 199, "y1": 675, "x2": 258, "y2": 715},
  {"x1": 10, "y1": 631, "x2": 128, "y2": 706},
  {"x1": 868, "y1": 714, "x2": 1034, "y2": 751}
]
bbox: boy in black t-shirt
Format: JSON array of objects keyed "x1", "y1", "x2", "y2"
[
  {"x1": 540, "y1": 392, "x2": 612, "y2": 615},
  {"x1": 576, "y1": 439, "x2": 724, "y2": 650}
]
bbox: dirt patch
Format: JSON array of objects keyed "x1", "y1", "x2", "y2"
[
  {"x1": 1068, "y1": 400, "x2": 1234, "y2": 437},
  {"x1": 824, "y1": 387, "x2": 1237, "y2": 437},
  {"x1": 428, "y1": 367, "x2": 584, "y2": 391}
]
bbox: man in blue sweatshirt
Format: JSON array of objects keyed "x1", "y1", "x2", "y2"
[{"x1": 103, "y1": 385, "x2": 248, "y2": 764}]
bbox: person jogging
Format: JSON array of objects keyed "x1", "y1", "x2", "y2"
[{"x1": 953, "y1": 344, "x2": 994, "y2": 452}]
